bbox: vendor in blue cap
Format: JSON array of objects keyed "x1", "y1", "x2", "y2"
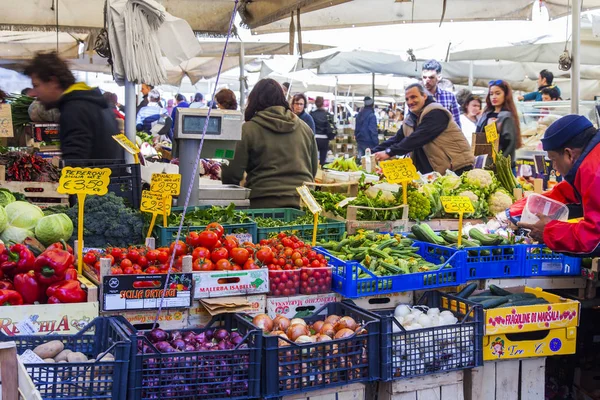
[{"x1": 506, "y1": 115, "x2": 600, "y2": 256}]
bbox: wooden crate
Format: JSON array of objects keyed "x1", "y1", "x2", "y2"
[
  {"x1": 0, "y1": 341, "x2": 43, "y2": 400},
  {"x1": 370, "y1": 371, "x2": 464, "y2": 400},
  {"x1": 464, "y1": 358, "x2": 545, "y2": 400},
  {"x1": 0, "y1": 179, "x2": 68, "y2": 208},
  {"x1": 282, "y1": 383, "x2": 366, "y2": 400}
]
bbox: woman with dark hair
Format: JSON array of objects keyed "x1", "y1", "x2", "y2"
[
  {"x1": 310, "y1": 96, "x2": 335, "y2": 165},
  {"x1": 215, "y1": 88, "x2": 238, "y2": 110},
  {"x1": 460, "y1": 94, "x2": 482, "y2": 145},
  {"x1": 103, "y1": 91, "x2": 124, "y2": 119},
  {"x1": 476, "y1": 80, "x2": 522, "y2": 167},
  {"x1": 222, "y1": 78, "x2": 318, "y2": 209},
  {"x1": 292, "y1": 93, "x2": 315, "y2": 133}
]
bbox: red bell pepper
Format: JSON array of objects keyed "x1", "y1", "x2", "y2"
[
  {"x1": 64, "y1": 268, "x2": 78, "y2": 281},
  {"x1": 0, "y1": 289, "x2": 24, "y2": 306},
  {"x1": 0, "y1": 244, "x2": 36, "y2": 277},
  {"x1": 46, "y1": 280, "x2": 87, "y2": 304},
  {"x1": 45, "y1": 240, "x2": 74, "y2": 255},
  {"x1": 34, "y1": 249, "x2": 75, "y2": 285},
  {"x1": 14, "y1": 271, "x2": 45, "y2": 304},
  {"x1": 0, "y1": 280, "x2": 14, "y2": 290}
]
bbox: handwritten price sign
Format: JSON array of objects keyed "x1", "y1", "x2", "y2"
[
  {"x1": 485, "y1": 122, "x2": 499, "y2": 143},
  {"x1": 380, "y1": 159, "x2": 419, "y2": 184},
  {"x1": 297, "y1": 186, "x2": 322, "y2": 215},
  {"x1": 150, "y1": 173, "x2": 181, "y2": 196},
  {"x1": 440, "y1": 196, "x2": 475, "y2": 214},
  {"x1": 57, "y1": 167, "x2": 111, "y2": 195},
  {"x1": 112, "y1": 134, "x2": 141, "y2": 155},
  {"x1": 141, "y1": 190, "x2": 172, "y2": 215},
  {"x1": 0, "y1": 104, "x2": 14, "y2": 138}
]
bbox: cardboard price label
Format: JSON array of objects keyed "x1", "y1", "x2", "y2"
[
  {"x1": 57, "y1": 167, "x2": 111, "y2": 195},
  {"x1": 296, "y1": 186, "x2": 322, "y2": 215},
  {"x1": 485, "y1": 122, "x2": 499, "y2": 143},
  {"x1": 141, "y1": 190, "x2": 172, "y2": 215},
  {"x1": 0, "y1": 103, "x2": 14, "y2": 138},
  {"x1": 150, "y1": 173, "x2": 181, "y2": 196},
  {"x1": 440, "y1": 196, "x2": 475, "y2": 214},
  {"x1": 380, "y1": 158, "x2": 419, "y2": 183},
  {"x1": 112, "y1": 134, "x2": 141, "y2": 155}
]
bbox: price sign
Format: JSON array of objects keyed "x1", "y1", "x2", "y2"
[
  {"x1": 0, "y1": 104, "x2": 14, "y2": 138},
  {"x1": 380, "y1": 158, "x2": 419, "y2": 184},
  {"x1": 297, "y1": 185, "x2": 322, "y2": 246},
  {"x1": 150, "y1": 173, "x2": 181, "y2": 196},
  {"x1": 484, "y1": 122, "x2": 499, "y2": 143},
  {"x1": 440, "y1": 196, "x2": 475, "y2": 214},
  {"x1": 57, "y1": 167, "x2": 111, "y2": 195},
  {"x1": 141, "y1": 190, "x2": 172, "y2": 215},
  {"x1": 113, "y1": 134, "x2": 141, "y2": 155}
]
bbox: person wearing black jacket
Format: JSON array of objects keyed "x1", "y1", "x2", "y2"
[
  {"x1": 24, "y1": 52, "x2": 123, "y2": 161},
  {"x1": 310, "y1": 96, "x2": 335, "y2": 166}
]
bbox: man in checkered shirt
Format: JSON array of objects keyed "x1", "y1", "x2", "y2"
[{"x1": 419, "y1": 59, "x2": 462, "y2": 128}]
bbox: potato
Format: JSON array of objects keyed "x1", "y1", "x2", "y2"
[
  {"x1": 58, "y1": 360, "x2": 67, "y2": 363},
  {"x1": 43, "y1": 358, "x2": 56, "y2": 363},
  {"x1": 33, "y1": 340, "x2": 64, "y2": 359},
  {"x1": 97, "y1": 353, "x2": 115, "y2": 362},
  {"x1": 66, "y1": 352, "x2": 88, "y2": 363},
  {"x1": 54, "y1": 349, "x2": 72, "y2": 363}
]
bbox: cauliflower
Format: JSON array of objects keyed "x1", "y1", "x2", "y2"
[
  {"x1": 463, "y1": 169, "x2": 494, "y2": 189},
  {"x1": 435, "y1": 174, "x2": 462, "y2": 195},
  {"x1": 459, "y1": 190, "x2": 479, "y2": 204},
  {"x1": 488, "y1": 190, "x2": 514, "y2": 215},
  {"x1": 456, "y1": 190, "x2": 489, "y2": 218}
]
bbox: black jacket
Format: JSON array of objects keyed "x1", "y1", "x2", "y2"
[
  {"x1": 58, "y1": 85, "x2": 124, "y2": 161},
  {"x1": 310, "y1": 109, "x2": 335, "y2": 140}
]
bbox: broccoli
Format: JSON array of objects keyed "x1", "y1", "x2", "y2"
[{"x1": 65, "y1": 192, "x2": 144, "y2": 247}]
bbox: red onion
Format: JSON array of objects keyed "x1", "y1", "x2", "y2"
[
  {"x1": 172, "y1": 339, "x2": 186, "y2": 350},
  {"x1": 147, "y1": 328, "x2": 169, "y2": 343},
  {"x1": 183, "y1": 331, "x2": 196, "y2": 343},
  {"x1": 231, "y1": 335, "x2": 244, "y2": 346},
  {"x1": 214, "y1": 329, "x2": 229, "y2": 341},
  {"x1": 170, "y1": 330, "x2": 182, "y2": 340},
  {"x1": 194, "y1": 332, "x2": 207, "y2": 343},
  {"x1": 204, "y1": 329, "x2": 214, "y2": 341},
  {"x1": 184, "y1": 344, "x2": 196, "y2": 351},
  {"x1": 154, "y1": 341, "x2": 175, "y2": 353}
]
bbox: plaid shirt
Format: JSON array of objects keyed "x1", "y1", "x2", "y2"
[{"x1": 431, "y1": 88, "x2": 462, "y2": 128}]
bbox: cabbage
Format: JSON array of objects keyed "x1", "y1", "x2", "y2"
[
  {"x1": 0, "y1": 207, "x2": 6, "y2": 233},
  {"x1": 0, "y1": 225, "x2": 34, "y2": 245},
  {"x1": 5, "y1": 201, "x2": 44, "y2": 230},
  {"x1": 435, "y1": 174, "x2": 462, "y2": 195},
  {"x1": 0, "y1": 190, "x2": 15, "y2": 207},
  {"x1": 35, "y1": 214, "x2": 74, "y2": 246}
]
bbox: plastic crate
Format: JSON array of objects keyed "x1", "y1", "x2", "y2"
[
  {"x1": 521, "y1": 244, "x2": 582, "y2": 276},
  {"x1": 317, "y1": 243, "x2": 465, "y2": 298},
  {"x1": 244, "y1": 208, "x2": 346, "y2": 242},
  {"x1": 63, "y1": 159, "x2": 142, "y2": 208},
  {"x1": 259, "y1": 301, "x2": 380, "y2": 398},
  {"x1": 460, "y1": 244, "x2": 523, "y2": 280},
  {"x1": 0, "y1": 317, "x2": 131, "y2": 400},
  {"x1": 119, "y1": 313, "x2": 261, "y2": 400},
  {"x1": 354, "y1": 291, "x2": 483, "y2": 381},
  {"x1": 154, "y1": 206, "x2": 257, "y2": 246}
]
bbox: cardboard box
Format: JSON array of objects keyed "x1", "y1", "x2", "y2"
[
  {"x1": 188, "y1": 295, "x2": 266, "y2": 326},
  {"x1": 345, "y1": 292, "x2": 414, "y2": 310},
  {"x1": 266, "y1": 293, "x2": 339, "y2": 319},
  {"x1": 483, "y1": 327, "x2": 577, "y2": 361},
  {"x1": 117, "y1": 309, "x2": 189, "y2": 331},
  {"x1": 476, "y1": 286, "x2": 580, "y2": 335},
  {"x1": 193, "y1": 268, "x2": 269, "y2": 299}
]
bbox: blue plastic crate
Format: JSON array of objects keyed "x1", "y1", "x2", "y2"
[
  {"x1": 521, "y1": 244, "x2": 582, "y2": 276},
  {"x1": 461, "y1": 244, "x2": 523, "y2": 280},
  {"x1": 316, "y1": 243, "x2": 465, "y2": 298}
]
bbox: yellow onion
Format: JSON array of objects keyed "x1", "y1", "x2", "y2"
[
  {"x1": 325, "y1": 315, "x2": 341, "y2": 325},
  {"x1": 295, "y1": 335, "x2": 316, "y2": 344},
  {"x1": 271, "y1": 330, "x2": 288, "y2": 338},
  {"x1": 290, "y1": 318, "x2": 307, "y2": 326},
  {"x1": 319, "y1": 323, "x2": 335, "y2": 338},
  {"x1": 334, "y1": 328, "x2": 355, "y2": 339},
  {"x1": 334, "y1": 316, "x2": 357, "y2": 332},
  {"x1": 312, "y1": 320, "x2": 325, "y2": 333},
  {"x1": 272, "y1": 315, "x2": 291, "y2": 331},
  {"x1": 315, "y1": 334, "x2": 333, "y2": 342},
  {"x1": 252, "y1": 314, "x2": 274, "y2": 332},
  {"x1": 287, "y1": 324, "x2": 310, "y2": 341}
]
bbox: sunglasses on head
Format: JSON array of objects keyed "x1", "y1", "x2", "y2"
[{"x1": 489, "y1": 80, "x2": 503, "y2": 86}]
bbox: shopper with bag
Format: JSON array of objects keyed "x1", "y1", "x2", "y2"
[{"x1": 310, "y1": 96, "x2": 335, "y2": 166}]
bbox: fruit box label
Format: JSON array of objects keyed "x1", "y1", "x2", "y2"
[
  {"x1": 0, "y1": 302, "x2": 99, "y2": 336},
  {"x1": 188, "y1": 295, "x2": 266, "y2": 326},
  {"x1": 193, "y1": 269, "x2": 269, "y2": 299},
  {"x1": 484, "y1": 327, "x2": 577, "y2": 361},
  {"x1": 118, "y1": 309, "x2": 189, "y2": 331},
  {"x1": 266, "y1": 293, "x2": 340, "y2": 319}
]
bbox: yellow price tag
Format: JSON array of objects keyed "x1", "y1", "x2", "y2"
[
  {"x1": 113, "y1": 134, "x2": 141, "y2": 155},
  {"x1": 150, "y1": 173, "x2": 181, "y2": 196},
  {"x1": 141, "y1": 190, "x2": 172, "y2": 215},
  {"x1": 440, "y1": 196, "x2": 475, "y2": 214},
  {"x1": 296, "y1": 186, "x2": 322, "y2": 215},
  {"x1": 57, "y1": 167, "x2": 111, "y2": 195},
  {"x1": 380, "y1": 158, "x2": 419, "y2": 184},
  {"x1": 484, "y1": 122, "x2": 499, "y2": 143}
]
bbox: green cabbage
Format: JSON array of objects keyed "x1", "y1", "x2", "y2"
[
  {"x1": 0, "y1": 225, "x2": 34, "y2": 245},
  {"x1": 0, "y1": 190, "x2": 15, "y2": 207},
  {"x1": 5, "y1": 201, "x2": 44, "y2": 230},
  {"x1": 35, "y1": 213, "x2": 74, "y2": 246},
  {"x1": 435, "y1": 174, "x2": 462, "y2": 196},
  {"x1": 0, "y1": 207, "x2": 7, "y2": 233}
]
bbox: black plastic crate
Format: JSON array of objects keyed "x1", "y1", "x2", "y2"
[
  {"x1": 360, "y1": 291, "x2": 483, "y2": 381},
  {"x1": 0, "y1": 317, "x2": 131, "y2": 400},
  {"x1": 62, "y1": 159, "x2": 142, "y2": 208},
  {"x1": 118, "y1": 313, "x2": 261, "y2": 400},
  {"x1": 259, "y1": 301, "x2": 380, "y2": 398}
]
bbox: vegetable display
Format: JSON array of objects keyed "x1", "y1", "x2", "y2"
[
  {"x1": 164, "y1": 203, "x2": 251, "y2": 228},
  {"x1": 456, "y1": 284, "x2": 551, "y2": 309},
  {"x1": 410, "y1": 223, "x2": 514, "y2": 253},
  {"x1": 0, "y1": 151, "x2": 61, "y2": 182},
  {"x1": 323, "y1": 156, "x2": 361, "y2": 171}
]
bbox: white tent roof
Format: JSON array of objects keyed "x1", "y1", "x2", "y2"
[{"x1": 0, "y1": 31, "x2": 88, "y2": 60}]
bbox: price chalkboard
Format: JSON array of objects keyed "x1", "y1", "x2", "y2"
[
  {"x1": 150, "y1": 173, "x2": 181, "y2": 196},
  {"x1": 484, "y1": 122, "x2": 499, "y2": 143},
  {"x1": 57, "y1": 167, "x2": 112, "y2": 196},
  {"x1": 380, "y1": 158, "x2": 419, "y2": 184},
  {"x1": 141, "y1": 190, "x2": 172, "y2": 215},
  {"x1": 440, "y1": 196, "x2": 475, "y2": 214}
]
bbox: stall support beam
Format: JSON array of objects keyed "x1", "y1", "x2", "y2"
[
  {"x1": 372, "y1": 73, "x2": 376, "y2": 100},
  {"x1": 468, "y1": 61, "x2": 474, "y2": 92},
  {"x1": 239, "y1": 41, "x2": 246, "y2": 111},
  {"x1": 124, "y1": 79, "x2": 136, "y2": 164},
  {"x1": 571, "y1": 0, "x2": 581, "y2": 114}
]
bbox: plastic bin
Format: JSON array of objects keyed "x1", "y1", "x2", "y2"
[
  {"x1": 259, "y1": 301, "x2": 380, "y2": 398},
  {"x1": 354, "y1": 291, "x2": 483, "y2": 381},
  {"x1": 462, "y1": 244, "x2": 523, "y2": 280},
  {"x1": 317, "y1": 243, "x2": 465, "y2": 298},
  {"x1": 119, "y1": 313, "x2": 261, "y2": 400},
  {"x1": 268, "y1": 269, "x2": 300, "y2": 296},
  {"x1": 244, "y1": 208, "x2": 346, "y2": 242},
  {"x1": 521, "y1": 193, "x2": 569, "y2": 225},
  {"x1": 63, "y1": 159, "x2": 142, "y2": 209},
  {"x1": 521, "y1": 244, "x2": 582, "y2": 276},
  {"x1": 300, "y1": 266, "x2": 333, "y2": 295},
  {"x1": 0, "y1": 317, "x2": 131, "y2": 400}
]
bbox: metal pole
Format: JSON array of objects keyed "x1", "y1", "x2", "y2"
[
  {"x1": 124, "y1": 80, "x2": 136, "y2": 164},
  {"x1": 468, "y1": 61, "x2": 474, "y2": 91},
  {"x1": 372, "y1": 73, "x2": 376, "y2": 100},
  {"x1": 334, "y1": 76, "x2": 339, "y2": 124},
  {"x1": 239, "y1": 41, "x2": 246, "y2": 111},
  {"x1": 571, "y1": 0, "x2": 581, "y2": 114}
]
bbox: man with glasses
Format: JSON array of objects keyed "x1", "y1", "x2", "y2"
[{"x1": 420, "y1": 59, "x2": 461, "y2": 127}]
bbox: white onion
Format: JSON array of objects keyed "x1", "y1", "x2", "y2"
[
  {"x1": 394, "y1": 304, "x2": 411, "y2": 318},
  {"x1": 410, "y1": 309, "x2": 423, "y2": 318},
  {"x1": 440, "y1": 310, "x2": 454, "y2": 319},
  {"x1": 417, "y1": 314, "x2": 432, "y2": 328},
  {"x1": 403, "y1": 314, "x2": 416, "y2": 326},
  {"x1": 427, "y1": 307, "x2": 440, "y2": 316}
]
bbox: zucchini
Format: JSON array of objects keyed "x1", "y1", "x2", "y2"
[
  {"x1": 411, "y1": 223, "x2": 446, "y2": 246},
  {"x1": 480, "y1": 297, "x2": 509, "y2": 309},
  {"x1": 440, "y1": 230, "x2": 461, "y2": 244},
  {"x1": 489, "y1": 284, "x2": 513, "y2": 297},
  {"x1": 456, "y1": 283, "x2": 478, "y2": 299},
  {"x1": 469, "y1": 228, "x2": 502, "y2": 246}
]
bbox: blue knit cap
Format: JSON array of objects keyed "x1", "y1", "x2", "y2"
[{"x1": 541, "y1": 115, "x2": 593, "y2": 151}]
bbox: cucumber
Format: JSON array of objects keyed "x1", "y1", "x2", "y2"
[
  {"x1": 504, "y1": 293, "x2": 537, "y2": 301},
  {"x1": 456, "y1": 283, "x2": 478, "y2": 299},
  {"x1": 468, "y1": 296, "x2": 503, "y2": 302},
  {"x1": 480, "y1": 297, "x2": 509, "y2": 309},
  {"x1": 501, "y1": 298, "x2": 549, "y2": 307},
  {"x1": 489, "y1": 284, "x2": 513, "y2": 297},
  {"x1": 469, "y1": 290, "x2": 492, "y2": 297}
]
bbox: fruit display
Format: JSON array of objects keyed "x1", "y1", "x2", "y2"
[{"x1": 323, "y1": 156, "x2": 361, "y2": 172}]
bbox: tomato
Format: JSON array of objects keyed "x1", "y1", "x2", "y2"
[
  {"x1": 110, "y1": 267, "x2": 123, "y2": 275},
  {"x1": 186, "y1": 232, "x2": 202, "y2": 248},
  {"x1": 282, "y1": 238, "x2": 293, "y2": 248},
  {"x1": 193, "y1": 257, "x2": 214, "y2": 272},
  {"x1": 215, "y1": 259, "x2": 232, "y2": 271},
  {"x1": 146, "y1": 250, "x2": 159, "y2": 262},
  {"x1": 243, "y1": 259, "x2": 261, "y2": 270},
  {"x1": 192, "y1": 247, "x2": 211, "y2": 261},
  {"x1": 198, "y1": 230, "x2": 219, "y2": 249},
  {"x1": 231, "y1": 247, "x2": 250, "y2": 266},
  {"x1": 120, "y1": 258, "x2": 133, "y2": 270},
  {"x1": 123, "y1": 266, "x2": 135, "y2": 274},
  {"x1": 170, "y1": 240, "x2": 188, "y2": 257},
  {"x1": 145, "y1": 266, "x2": 160, "y2": 274},
  {"x1": 211, "y1": 247, "x2": 229, "y2": 263},
  {"x1": 224, "y1": 238, "x2": 238, "y2": 253},
  {"x1": 307, "y1": 250, "x2": 317, "y2": 259},
  {"x1": 311, "y1": 260, "x2": 321, "y2": 268},
  {"x1": 294, "y1": 258, "x2": 303, "y2": 268},
  {"x1": 231, "y1": 264, "x2": 242, "y2": 271},
  {"x1": 206, "y1": 222, "x2": 225, "y2": 239},
  {"x1": 126, "y1": 250, "x2": 139, "y2": 262},
  {"x1": 157, "y1": 251, "x2": 169, "y2": 264},
  {"x1": 111, "y1": 247, "x2": 124, "y2": 260},
  {"x1": 302, "y1": 257, "x2": 309, "y2": 266},
  {"x1": 256, "y1": 247, "x2": 274, "y2": 264},
  {"x1": 83, "y1": 251, "x2": 97, "y2": 265},
  {"x1": 137, "y1": 256, "x2": 148, "y2": 268}
]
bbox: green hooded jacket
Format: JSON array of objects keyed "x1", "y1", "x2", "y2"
[{"x1": 222, "y1": 106, "x2": 318, "y2": 200}]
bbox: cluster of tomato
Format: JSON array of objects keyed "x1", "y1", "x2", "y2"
[{"x1": 259, "y1": 233, "x2": 332, "y2": 296}]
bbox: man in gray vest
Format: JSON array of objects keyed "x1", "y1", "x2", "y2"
[{"x1": 373, "y1": 83, "x2": 474, "y2": 175}]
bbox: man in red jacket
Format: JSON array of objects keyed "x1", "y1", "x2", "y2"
[{"x1": 514, "y1": 115, "x2": 600, "y2": 256}]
